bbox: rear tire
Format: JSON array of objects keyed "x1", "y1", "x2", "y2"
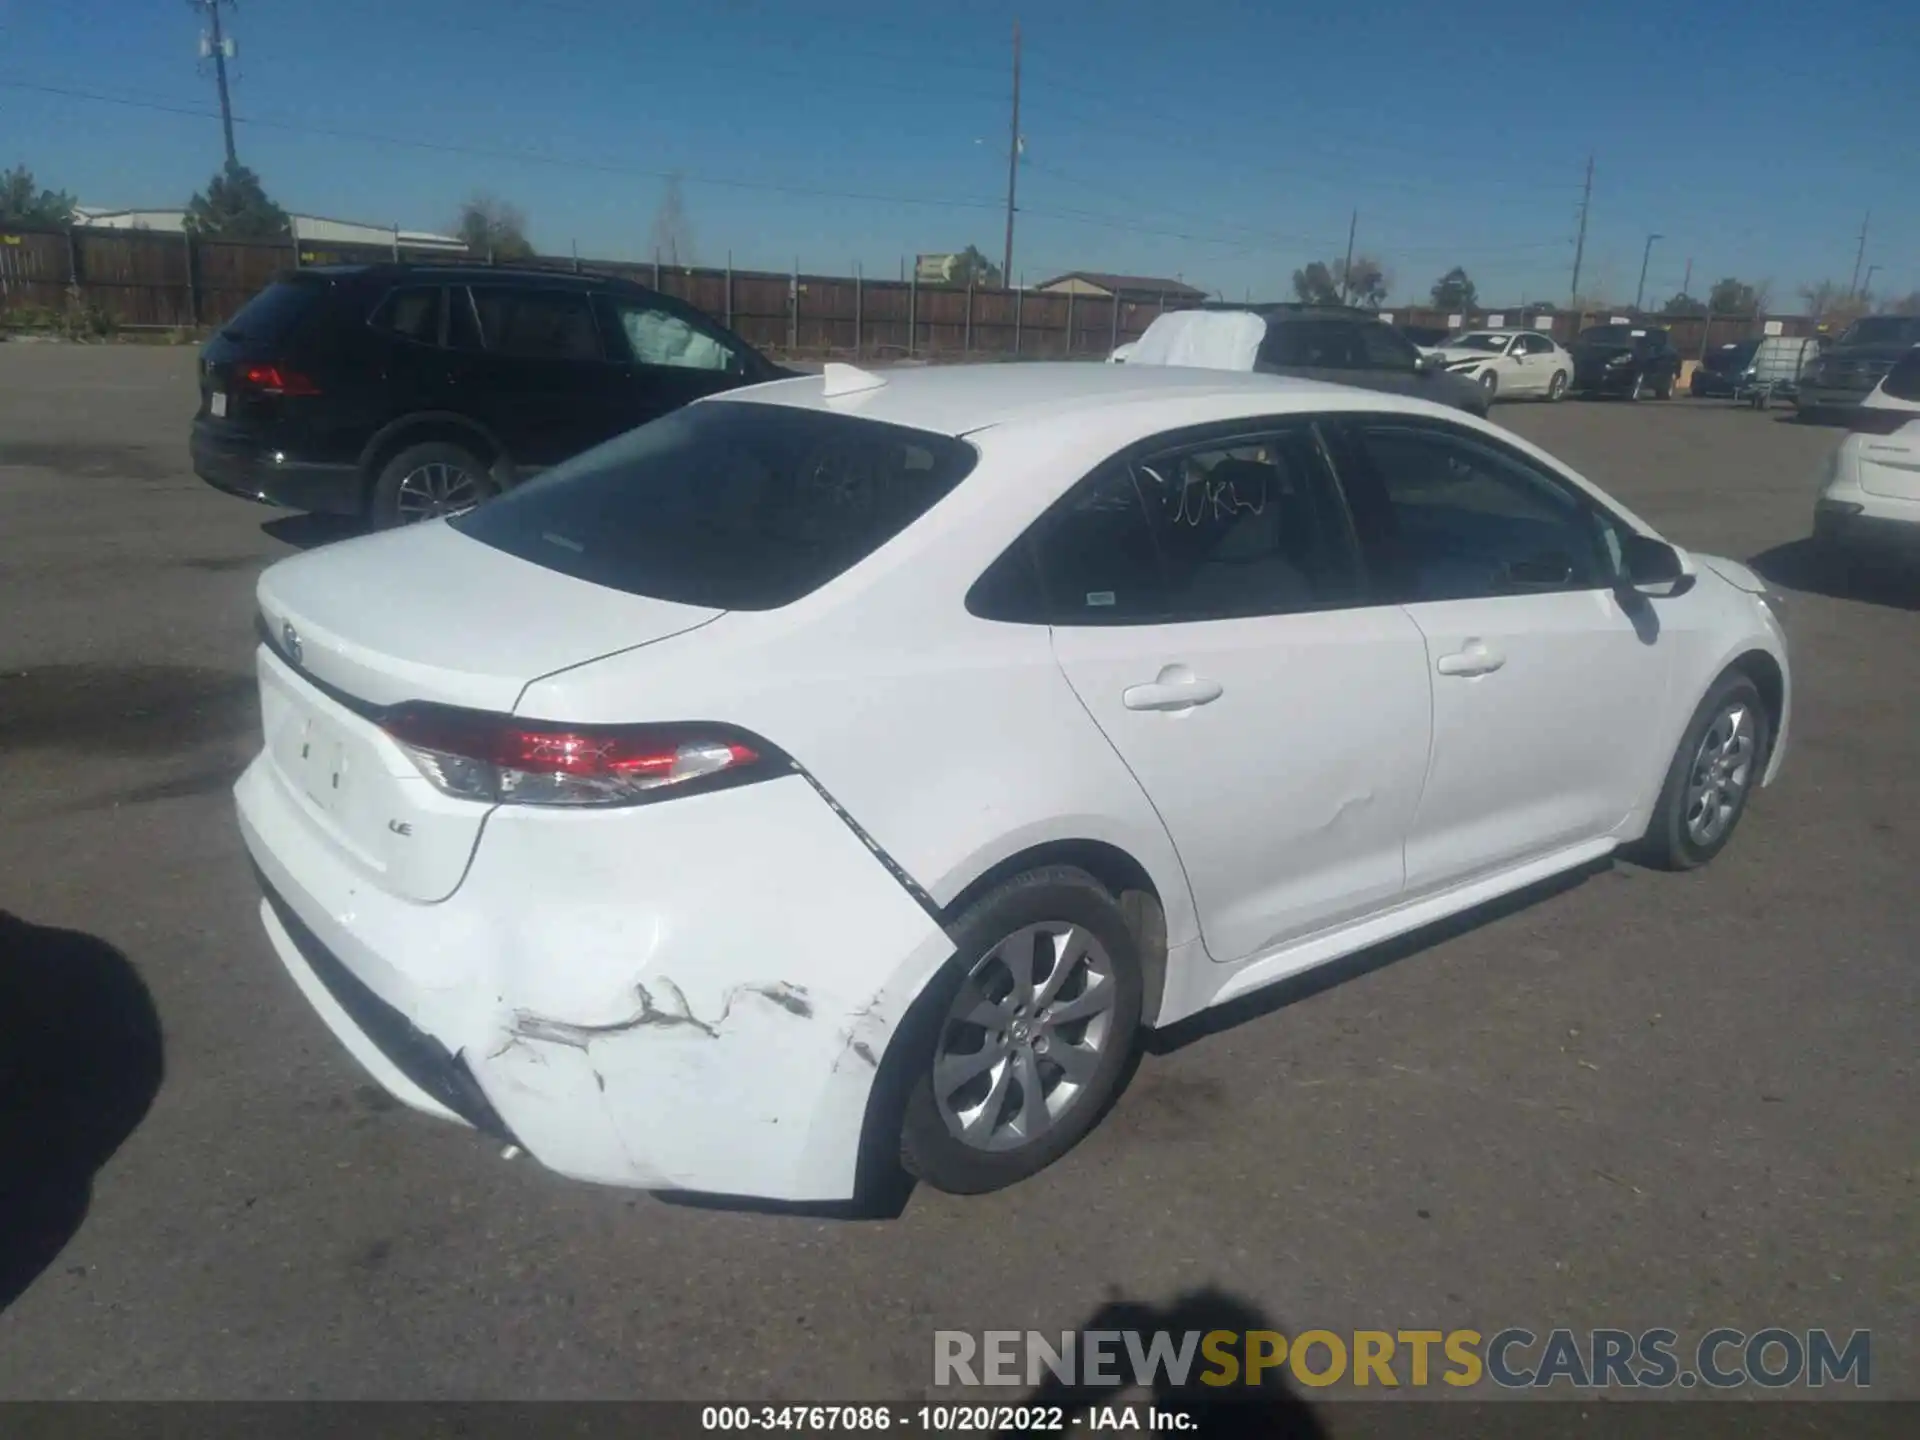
[
  {"x1": 1656, "y1": 372, "x2": 1675, "y2": 400},
  {"x1": 899, "y1": 867, "x2": 1143, "y2": 1195},
  {"x1": 1547, "y1": 370, "x2": 1569, "y2": 401},
  {"x1": 370, "y1": 441, "x2": 497, "y2": 530},
  {"x1": 1630, "y1": 672, "x2": 1770, "y2": 871}
]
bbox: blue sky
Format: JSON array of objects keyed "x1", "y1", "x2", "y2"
[{"x1": 2, "y1": 0, "x2": 1915, "y2": 306}]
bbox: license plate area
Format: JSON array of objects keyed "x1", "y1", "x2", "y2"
[{"x1": 211, "y1": 391, "x2": 228, "y2": 417}]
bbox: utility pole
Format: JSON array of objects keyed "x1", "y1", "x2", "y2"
[
  {"x1": 1863, "y1": 264, "x2": 1881, "y2": 302},
  {"x1": 1634, "y1": 232, "x2": 1662, "y2": 314},
  {"x1": 196, "y1": 0, "x2": 240, "y2": 168},
  {"x1": 1001, "y1": 20, "x2": 1021, "y2": 288},
  {"x1": 1568, "y1": 154, "x2": 1593, "y2": 311},
  {"x1": 1680, "y1": 256, "x2": 1692, "y2": 301},
  {"x1": 1339, "y1": 209, "x2": 1357, "y2": 304},
  {"x1": 1848, "y1": 211, "x2": 1870, "y2": 296}
]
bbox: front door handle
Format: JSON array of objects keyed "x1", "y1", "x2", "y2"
[
  {"x1": 1436, "y1": 643, "x2": 1506, "y2": 677},
  {"x1": 1123, "y1": 665, "x2": 1224, "y2": 712}
]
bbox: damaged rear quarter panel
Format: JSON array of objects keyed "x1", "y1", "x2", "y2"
[{"x1": 458, "y1": 775, "x2": 953, "y2": 1200}]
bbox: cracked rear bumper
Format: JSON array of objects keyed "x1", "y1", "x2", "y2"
[{"x1": 238, "y1": 756, "x2": 955, "y2": 1201}]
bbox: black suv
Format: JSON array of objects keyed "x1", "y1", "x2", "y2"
[
  {"x1": 1799, "y1": 315, "x2": 1920, "y2": 420},
  {"x1": 191, "y1": 264, "x2": 785, "y2": 526},
  {"x1": 1570, "y1": 323, "x2": 1683, "y2": 399},
  {"x1": 1200, "y1": 304, "x2": 1489, "y2": 417}
]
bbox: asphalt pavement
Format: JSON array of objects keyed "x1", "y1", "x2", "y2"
[{"x1": 0, "y1": 342, "x2": 1914, "y2": 1404}]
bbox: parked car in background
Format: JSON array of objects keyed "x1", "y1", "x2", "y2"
[
  {"x1": 1798, "y1": 315, "x2": 1920, "y2": 421},
  {"x1": 1426, "y1": 329, "x2": 1574, "y2": 402},
  {"x1": 1844, "y1": 344, "x2": 1920, "y2": 434},
  {"x1": 1127, "y1": 306, "x2": 1490, "y2": 416},
  {"x1": 238, "y1": 362, "x2": 1790, "y2": 1202},
  {"x1": 1107, "y1": 341, "x2": 1137, "y2": 364},
  {"x1": 1690, "y1": 340, "x2": 1760, "y2": 397},
  {"x1": 1570, "y1": 324, "x2": 1683, "y2": 400},
  {"x1": 192, "y1": 264, "x2": 787, "y2": 528}
]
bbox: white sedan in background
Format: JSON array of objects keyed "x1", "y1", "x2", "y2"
[
  {"x1": 239, "y1": 361, "x2": 1789, "y2": 1204},
  {"x1": 1814, "y1": 345, "x2": 1920, "y2": 566},
  {"x1": 1429, "y1": 329, "x2": 1574, "y2": 401}
]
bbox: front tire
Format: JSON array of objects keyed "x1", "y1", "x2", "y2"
[
  {"x1": 899, "y1": 868, "x2": 1143, "y2": 1195},
  {"x1": 1480, "y1": 370, "x2": 1500, "y2": 401},
  {"x1": 1632, "y1": 672, "x2": 1770, "y2": 871},
  {"x1": 1547, "y1": 370, "x2": 1569, "y2": 401},
  {"x1": 370, "y1": 441, "x2": 497, "y2": 529}
]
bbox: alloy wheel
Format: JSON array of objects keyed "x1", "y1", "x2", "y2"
[
  {"x1": 932, "y1": 922, "x2": 1119, "y2": 1153},
  {"x1": 1684, "y1": 703, "x2": 1756, "y2": 847},
  {"x1": 395, "y1": 461, "x2": 485, "y2": 523}
]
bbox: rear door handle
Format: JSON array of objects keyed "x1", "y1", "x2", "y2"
[
  {"x1": 1123, "y1": 666, "x2": 1224, "y2": 712},
  {"x1": 1436, "y1": 643, "x2": 1506, "y2": 677}
]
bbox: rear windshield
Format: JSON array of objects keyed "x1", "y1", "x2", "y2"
[
  {"x1": 1837, "y1": 316, "x2": 1920, "y2": 348},
  {"x1": 219, "y1": 277, "x2": 326, "y2": 342},
  {"x1": 452, "y1": 402, "x2": 978, "y2": 609}
]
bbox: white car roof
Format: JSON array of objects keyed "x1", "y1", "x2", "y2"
[{"x1": 709, "y1": 361, "x2": 1440, "y2": 440}]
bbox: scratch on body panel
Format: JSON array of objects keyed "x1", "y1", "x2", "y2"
[{"x1": 510, "y1": 978, "x2": 813, "y2": 1048}]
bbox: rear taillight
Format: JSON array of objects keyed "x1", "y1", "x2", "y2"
[
  {"x1": 238, "y1": 362, "x2": 322, "y2": 397},
  {"x1": 380, "y1": 704, "x2": 778, "y2": 807}
]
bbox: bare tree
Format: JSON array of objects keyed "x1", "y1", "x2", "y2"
[{"x1": 649, "y1": 173, "x2": 696, "y2": 267}]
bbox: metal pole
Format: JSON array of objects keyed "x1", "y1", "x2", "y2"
[
  {"x1": 909, "y1": 268, "x2": 917, "y2": 357},
  {"x1": 854, "y1": 262, "x2": 863, "y2": 359},
  {"x1": 1109, "y1": 293, "x2": 1120, "y2": 353},
  {"x1": 572, "y1": 238, "x2": 580, "y2": 274},
  {"x1": 1680, "y1": 256, "x2": 1692, "y2": 302},
  {"x1": 1634, "y1": 233, "x2": 1662, "y2": 314},
  {"x1": 1699, "y1": 303, "x2": 1714, "y2": 362},
  {"x1": 1001, "y1": 20, "x2": 1021, "y2": 286},
  {"x1": 1013, "y1": 279, "x2": 1022, "y2": 356},
  {"x1": 290, "y1": 214, "x2": 300, "y2": 269},
  {"x1": 1568, "y1": 154, "x2": 1592, "y2": 310},
  {"x1": 1065, "y1": 288, "x2": 1076, "y2": 358},
  {"x1": 790, "y1": 259, "x2": 799, "y2": 353},
  {"x1": 392, "y1": 223, "x2": 401, "y2": 263},
  {"x1": 204, "y1": 0, "x2": 240, "y2": 168},
  {"x1": 654, "y1": 251, "x2": 661, "y2": 290},
  {"x1": 65, "y1": 225, "x2": 78, "y2": 289},
  {"x1": 1848, "y1": 211, "x2": 1870, "y2": 297},
  {"x1": 1339, "y1": 209, "x2": 1357, "y2": 305},
  {"x1": 725, "y1": 251, "x2": 734, "y2": 330},
  {"x1": 964, "y1": 271, "x2": 974, "y2": 354}
]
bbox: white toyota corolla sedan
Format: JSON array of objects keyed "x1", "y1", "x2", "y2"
[{"x1": 238, "y1": 362, "x2": 1790, "y2": 1203}]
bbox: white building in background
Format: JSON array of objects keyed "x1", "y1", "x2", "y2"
[{"x1": 72, "y1": 207, "x2": 466, "y2": 253}]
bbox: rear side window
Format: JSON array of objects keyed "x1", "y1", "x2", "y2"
[
  {"x1": 220, "y1": 278, "x2": 325, "y2": 342},
  {"x1": 470, "y1": 287, "x2": 601, "y2": 360},
  {"x1": 452, "y1": 403, "x2": 977, "y2": 609},
  {"x1": 1881, "y1": 347, "x2": 1920, "y2": 403},
  {"x1": 370, "y1": 286, "x2": 442, "y2": 345}
]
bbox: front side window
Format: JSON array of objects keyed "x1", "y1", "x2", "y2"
[
  {"x1": 1022, "y1": 426, "x2": 1364, "y2": 625},
  {"x1": 1342, "y1": 421, "x2": 1617, "y2": 603},
  {"x1": 1838, "y1": 316, "x2": 1920, "y2": 348},
  {"x1": 1517, "y1": 334, "x2": 1553, "y2": 356},
  {"x1": 1258, "y1": 320, "x2": 1357, "y2": 369},
  {"x1": 452, "y1": 403, "x2": 975, "y2": 609},
  {"x1": 469, "y1": 287, "x2": 602, "y2": 361},
  {"x1": 607, "y1": 298, "x2": 740, "y2": 372},
  {"x1": 1355, "y1": 322, "x2": 1419, "y2": 370}
]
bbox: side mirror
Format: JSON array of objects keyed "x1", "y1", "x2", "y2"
[{"x1": 1618, "y1": 533, "x2": 1695, "y2": 598}]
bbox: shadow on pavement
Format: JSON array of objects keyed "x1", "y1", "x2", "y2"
[
  {"x1": 1751, "y1": 538, "x2": 1920, "y2": 613},
  {"x1": 261, "y1": 513, "x2": 366, "y2": 551},
  {"x1": 1007, "y1": 1287, "x2": 1327, "y2": 1437},
  {"x1": 0, "y1": 912, "x2": 163, "y2": 1311},
  {"x1": 1149, "y1": 860, "x2": 1606, "y2": 1056}
]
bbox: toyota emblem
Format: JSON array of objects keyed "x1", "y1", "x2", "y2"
[{"x1": 281, "y1": 622, "x2": 303, "y2": 665}]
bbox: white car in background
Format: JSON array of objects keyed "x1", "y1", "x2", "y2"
[
  {"x1": 1429, "y1": 329, "x2": 1574, "y2": 402},
  {"x1": 238, "y1": 361, "x2": 1790, "y2": 1204},
  {"x1": 1813, "y1": 345, "x2": 1920, "y2": 566}
]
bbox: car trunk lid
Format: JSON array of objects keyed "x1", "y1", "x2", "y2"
[
  {"x1": 1856, "y1": 425, "x2": 1920, "y2": 501},
  {"x1": 254, "y1": 523, "x2": 723, "y2": 901}
]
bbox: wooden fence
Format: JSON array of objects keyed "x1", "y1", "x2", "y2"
[{"x1": 0, "y1": 222, "x2": 1826, "y2": 361}]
